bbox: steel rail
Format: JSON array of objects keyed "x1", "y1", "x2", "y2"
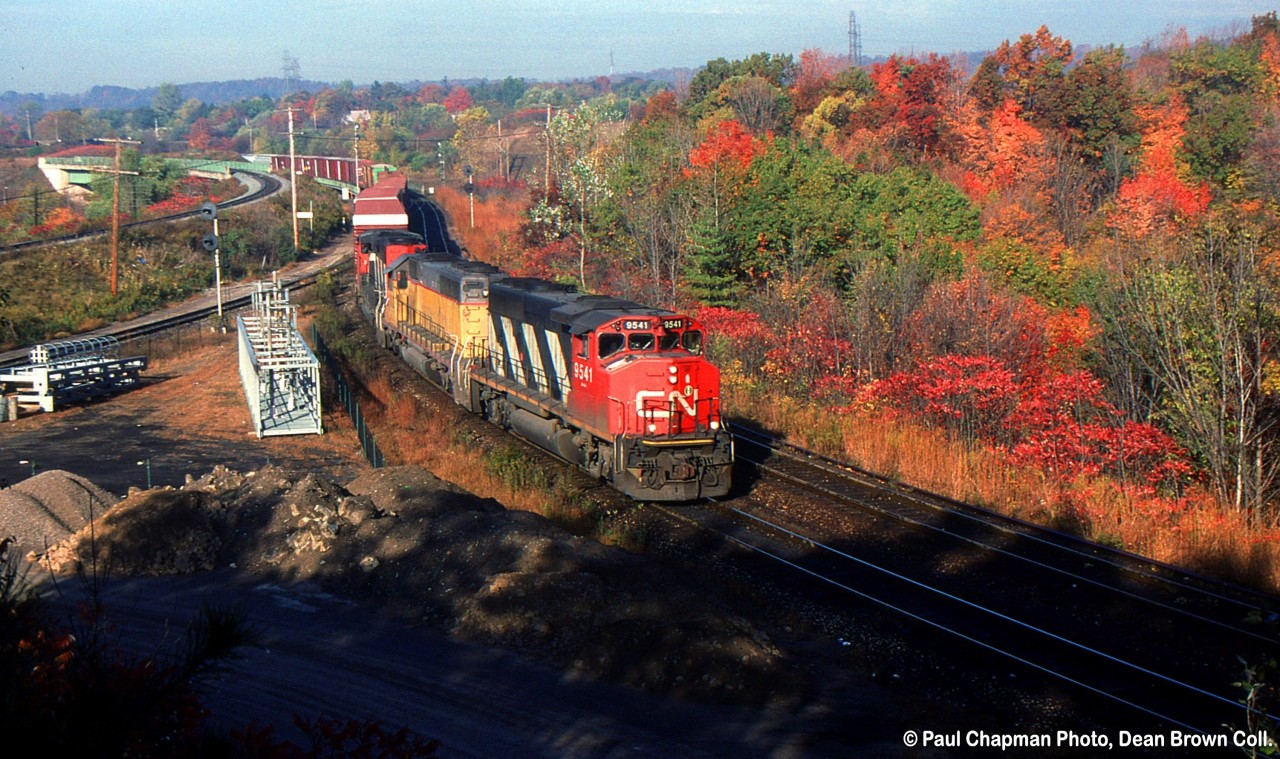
[
  {"x1": 736, "y1": 432, "x2": 1277, "y2": 646},
  {"x1": 732, "y1": 422, "x2": 1279, "y2": 619},
  {"x1": 648, "y1": 500, "x2": 1222, "y2": 736}
]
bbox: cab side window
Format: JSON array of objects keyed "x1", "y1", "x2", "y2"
[
  {"x1": 599, "y1": 333, "x2": 624, "y2": 359},
  {"x1": 682, "y1": 330, "x2": 703, "y2": 355}
]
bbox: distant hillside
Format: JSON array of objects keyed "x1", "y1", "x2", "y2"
[{"x1": 0, "y1": 78, "x2": 331, "y2": 116}]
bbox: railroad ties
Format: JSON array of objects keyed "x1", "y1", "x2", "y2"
[
  {"x1": 236, "y1": 282, "x2": 323, "y2": 437},
  {"x1": 0, "y1": 336, "x2": 147, "y2": 416}
]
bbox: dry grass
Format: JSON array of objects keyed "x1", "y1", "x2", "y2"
[
  {"x1": 434, "y1": 187, "x2": 527, "y2": 271},
  {"x1": 723, "y1": 378, "x2": 1280, "y2": 593},
  {"x1": 352, "y1": 374, "x2": 605, "y2": 531}
]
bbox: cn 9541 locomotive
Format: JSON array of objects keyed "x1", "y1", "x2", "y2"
[{"x1": 351, "y1": 175, "x2": 733, "y2": 501}]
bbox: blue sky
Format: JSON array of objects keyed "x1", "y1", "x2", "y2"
[{"x1": 2, "y1": 1, "x2": 1277, "y2": 94}]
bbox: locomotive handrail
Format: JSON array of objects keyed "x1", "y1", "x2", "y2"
[{"x1": 626, "y1": 394, "x2": 719, "y2": 437}]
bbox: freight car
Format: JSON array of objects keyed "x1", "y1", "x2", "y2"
[{"x1": 353, "y1": 174, "x2": 733, "y2": 501}]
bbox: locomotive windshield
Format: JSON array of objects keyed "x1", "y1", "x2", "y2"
[
  {"x1": 628, "y1": 333, "x2": 655, "y2": 351},
  {"x1": 597, "y1": 324, "x2": 703, "y2": 359}
]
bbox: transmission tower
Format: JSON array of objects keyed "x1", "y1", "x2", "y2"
[
  {"x1": 281, "y1": 49, "x2": 301, "y2": 91},
  {"x1": 848, "y1": 11, "x2": 862, "y2": 67}
]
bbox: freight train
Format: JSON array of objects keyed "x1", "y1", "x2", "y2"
[{"x1": 351, "y1": 174, "x2": 733, "y2": 500}]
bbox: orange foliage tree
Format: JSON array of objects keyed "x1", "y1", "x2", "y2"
[
  {"x1": 954, "y1": 99, "x2": 1049, "y2": 201},
  {"x1": 969, "y1": 25, "x2": 1074, "y2": 121},
  {"x1": 1107, "y1": 95, "x2": 1211, "y2": 237}
]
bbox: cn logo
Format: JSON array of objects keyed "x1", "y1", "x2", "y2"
[{"x1": 635, "y1": 389, "x2": 698, "y2": 418}]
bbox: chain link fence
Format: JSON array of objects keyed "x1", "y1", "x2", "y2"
[{"x1": 311, "y1": 327, "x2": 384, "y2": 468}]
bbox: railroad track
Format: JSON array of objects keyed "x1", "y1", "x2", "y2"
[
  {"x1": 0, "y1": 169, "x2": 283, "y2": 256},
  {"x1": 648, "y1": 423, "x2": 1280, "y2": 737},
  {"x1": 0, "y1": 253, "x2": 340, "y2": 369}
]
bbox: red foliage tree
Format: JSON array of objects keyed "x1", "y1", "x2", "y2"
[
  {"x1": 641, "y1": 90, "x2": 679, "y2": 123},
  {"x1": 686, "y1": 119, "x2": 765, "y2": 173},
  {"x1": 954, "y1": 99, "x2": 1049, "y2": 201},
  {"x1": 442, "y1": 86, "x2": 473, "y2": 114},
  {"x1": 696, "y1": 305, "x2": 776, "y2": 377},
  {"x1": 417, "y1": 83, "x2": 446, "y2": 105},
  {"x1": 187, "y1": 117, "x2": 213, "y2": 151},
  {"x1": 791, "y1": 48, "x2": 846, "y2": 114}
]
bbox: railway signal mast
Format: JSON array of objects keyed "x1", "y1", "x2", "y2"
[{"x1": 199, "y1": 201, "x2": 223, "y2": 323}]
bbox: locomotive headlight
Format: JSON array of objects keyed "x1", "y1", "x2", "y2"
[
  {"x1": 648, "y1": 423, "x2": 657, "y2": 433},
  {"x1": 668, "y1": 375, "x2": 678, "y2": 384},
  {"x1": 668, "y1": 365, "x2": 677, "y2": 374},
  {"x1": 710, "y1": 420, "x2": 720, "y2": 430}
]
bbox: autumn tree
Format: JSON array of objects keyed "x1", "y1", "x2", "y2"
[
  {"x1": 969, "y1": 25, "x2": 1074, "y2": 123},
  {"x1": 606, "y1": 103, "x2": 696, "y2": 304},
  {"x1": 443, "y1": 86, "x2": 474, "y2": 114},
  {"x1": 854, "y1": 54, "x2": 960, "y2": 160},
  {"x1": 1171, "y1": 35, "x2": 1262, "y2": 185},
  {"x1": 1098, "y1": 222, "x2": 1280, "y2": 521},
  {"x1": 187, "y1": 117, "x2": 213, "y2": 150},
  {"x1": 791, "y1": 48, "x2": 848, "y2": 115},
  {"x1": 450, "y1": 106, "x2": 493, "y2": 178},
  {"x1": 1106, "y1": 95, "x2": 1211, "y2": 238},
  {"x1": 703, "y1": 75, "x2": 793, "y2": 135},
  {"x1": 547, "y1": 100, "x2": 616, "y2": 288},
  {"x1": 682, "y1": 118, "x2": 766, "y2": 305}
]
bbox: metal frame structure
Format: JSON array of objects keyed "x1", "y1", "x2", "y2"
[
  {"x1": 236, "y1": 282, "x2": 322, "y2": 437},
  {"x1": 0, "y1": 336, "x2": 147, "y2": 413}
]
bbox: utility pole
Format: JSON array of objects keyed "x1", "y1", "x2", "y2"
[
  {"x1": 353, "y1": 121, "x2": 360, "y2": 191},
  {"x1": 100, "y1": 137, "x2": 141, "y2": 296},
  {"x1": 497, "y1": 120, "x2": 506, "y2": 182},
  {"x1": 544, "y1": 104, "x2": 552, "y2": 203},
  {"x1": 287, "y1": 106, "x2": 300, "y2": 255}
]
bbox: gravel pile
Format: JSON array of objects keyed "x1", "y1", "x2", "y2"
[
  {"x1": 0, "y1": 470, "x2": 119, "y2": 557},
  {"x1": 20, "y1": 463, "x2": 807, "y2": 707}
]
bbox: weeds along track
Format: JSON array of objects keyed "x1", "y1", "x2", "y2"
[{"x1": 655, "y1": 423, "x2": 1280, "y2": 736}]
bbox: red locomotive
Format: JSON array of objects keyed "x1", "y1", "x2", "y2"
[{"x1": 352, "y1": 174, "x2": 733, "y2": 500}]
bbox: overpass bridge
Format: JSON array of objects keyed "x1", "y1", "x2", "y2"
[
  {"x1": 38, "y1": 156, "x2": 268, "y2": 193},
  {"x1": 38, "y1": 154, "x2": 395, "y2": 199}
]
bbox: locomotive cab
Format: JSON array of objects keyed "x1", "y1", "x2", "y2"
[{"x1": 570, "y1": 314, "x2": 732, "y2": 499}]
